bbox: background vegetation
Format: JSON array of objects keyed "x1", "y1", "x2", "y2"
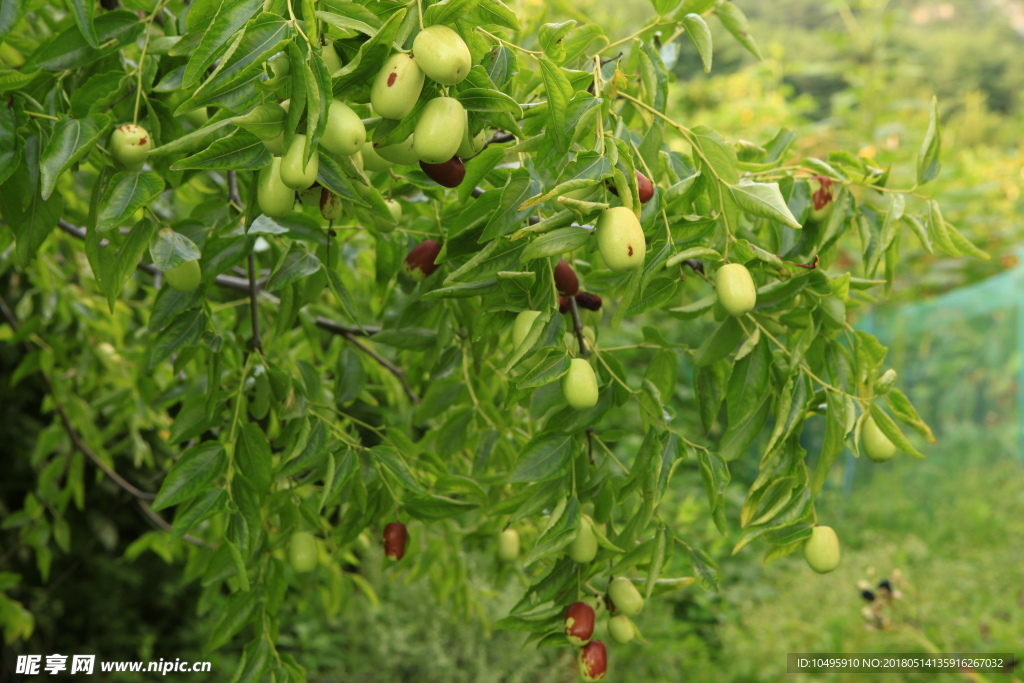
[{"x1": 2, "y1": 0, "x2": 1022, "y2": 681}]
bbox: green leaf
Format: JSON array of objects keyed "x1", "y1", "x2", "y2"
[
  {"x1": 916, "y1": 96, "x2": 941, "y2": 185},
  {"x1": 172, "y1": 488, "x2": 228, "y2": 540},
  {"x1": 693, "y1": 317, "x2": 742, "y2": 367},
  {"x1": 207, "y1": 590, "x2": 257, "y2": 651},
  {"x1": 926, "y1": 200, "x2": 960, "y2": 257},
  {"x1": 869, "y1": 403, "x2": 924, "y2": 459},
  {"x1": 516, "y1": 351, "x2": 570, "y2": 389},
  {"x1": 266, "y1": 245, "x2": 321, "y2": 291},
  {"x1": 236, "y1": 422, "x2": 272, "y2": 497},
  {"x1": 171, "y1": 131, "x2": 270, "y2": 171},
  {"x1": 152, "y1": 441, "x2": 227, "y2": 510},
  {"x1": 372, "y1": 446, "x2": 427, "y2": 494},
  {"x1": 39, "y1": 113, "x2": 111, "y2": 200},
  {"x1": 456, "y1": 88, "x2": 523, "y2": 116},
  {"x1": 96, "y1": 173, "x2": 164, "y2": 233},
  {"x1": 332, "y1": 8, "x2": 406, "y2": 93},
  {"x1": 714, "y1": 0, "x2": 760, "y2": 60},
  {"x1": 186, "y1": 13, "x2": 293, "y2": 108},
  {"x1": 36, "y1": 11, "x2": 142, "y2": 71},
  {"x1": 811, "y1": 391, "x2": 849, "y2": 495},
  {"x1": 731, "y1": 181, "x2": 801, "y2": 229},
  {"x1": 0, "y1": 101, "x2": 20, "y2": 184},
  {"x1": 69, "y1": 0, "x2": 98, "y2": 48},
  {"x1": 0, "y1": 0, "x2": 26, "y2": 41},
  {"x1": 183, "y1": 0, "x2": 263, "y2": 88},
  {"x1": 883, "y1": 388, "x2": 935, "y2": 444},
  {"x1": 520, "y1": 227, "x2": 591, "y2": 262},
  {"x1": 688, "y1": 546, "x2": 719, "y2": 592},
  {"x1": 0, "y1": 137, "x2": 64, "y2": 266},
  {"x1": 232, "y1": 103, "x2": 288, "y2": 140},
  {"x1": 510, "y1": 432, "x2": 575, "y2": 482},
  {"x1": 150, "y1": 228, "x2": 202, "y2": 270},
  {"x1": 538, "y1": 58, "x2": 574, "y2": 153},
  {"x1": 278, "y1": 419, "x2": 328, "y2": 478},
  {"x1": 469, "y1": 0, "x2": 520, "y2": 31},
  {"x1": 424, "y1": 0, "x2": 481, "y2": 25},
  {"x1": 316, "y1": 10, "x2": 377, "y2": 37},
  {"x1": 404, "y1": 495, "x2": 479, "y2": 521},
  {"x1": 149, "y1": 309, "x2": 206, "y2": 368},
  {"x1": 682, "y1": 13, "x2": 712, "y2": 72},
  {"x1": 104, "y1": 217, "x2": 159, "y2": 310}
]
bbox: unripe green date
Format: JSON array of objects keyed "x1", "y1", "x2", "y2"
[
  {"x1": 320, "y1": 100, "x2": 365, "y2": 156},
  {"x1": 562, "y1": 358, "x2": 599, "y2": 410},
  {"x1": 110, "y1": 124, "x2": 152, "y2": 172},
  {"x1": 361, "y1": 140, "x2": 394, "y2": 172},
  {"x1": 258, "y1": 157, "x2": 295, "y2": 218},
  {"x1": 288, "y1": 531, "x2": 318, "y2": 573},
  {"x1": 609, "y1": 577, "x2": 644, "y2": 616},
  {"x1": 457, "y1": 119, "x2": 487, "y2": 159},
  {"x1": 375, "y1": 134, "x2": 419, "y2": 165},
  {"x1": 568, "y1": 517, "x2": 598, "y2": 563},
  {"x1": 322, "y1": 40, "x2": 343, "y2": 74},
  {"x1": 164, "y1": 260, "x2": 201, "y2": 292},
  {"x1": 595, "y1": 207, "x2": 646, "y2": 271},
  {"x1": 371, "y1": 53, "x2": 424, "y2": 120},
  {"x1": 280, "y1": 134, "x2": 319, "y2": 190},
  {"x1": 413, "y1": 97, "x2": 466, "y2": 164},
  {"x1": 608, "y1": 614, "x2": 635, "y2": 644},
  {"x1": 862, "y1": 416, "x2": 897, "y2": 463},
  {"x1": 715, "y1": 263, "x2": 757, "y2": 316},
  {"x1": 497, "y1": 528, "x2": 519, "y2": 562},
  {"x1": 803, "y1": 525, "x2": 841, "y2": 574},
  {"x1": 412, "y1": 25, "x2": 472, "y2": 86}
]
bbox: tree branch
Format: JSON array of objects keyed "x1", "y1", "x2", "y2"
[
  {"x1": 227, "y1": 171, "x2": 262, "y2": 353},
  {"x1": 55, "y1": 219, "x2": 414, "y2": 400},
  {"x1": 0, "y1": 293, "x2": 210, "y2": 548},
  {"x1": 568, "y1": 295, "x2": 590, "y2": 359}
]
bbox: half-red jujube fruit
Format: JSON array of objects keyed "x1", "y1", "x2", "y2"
[
  {"x1": 558, "y1": 296, "x2": 570, "y2": 314},
  {"x1": 564, "y1": 601, "x2": 596, "y2": 646},
  {"x1": 383, "y1": 522, "x2": 408, "y2": 560},
  {"x1": 578, "y1": 640, "x2": 607, "y2": 681},
  {"x1": 403, "y1": 240, "x2": 442, "y2": 281}
]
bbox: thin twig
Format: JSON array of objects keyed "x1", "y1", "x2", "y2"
[
  {"x1": 568, "y1": 295, "x2": 589, "y2": 359},
  {"x1": 0, "y1": 293, "x2": 210, "y2": 548},
  {"x1": 227, "y1": 171, "x2": 260, "y2": 352}
]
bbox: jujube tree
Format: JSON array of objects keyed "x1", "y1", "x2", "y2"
[{"x1": 0, "y1": 0, "x2": 985, "y2": 679}]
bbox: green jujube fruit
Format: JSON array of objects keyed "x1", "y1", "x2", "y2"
[
  {"x1": 375, "y1": 135, "x2": 419, "y2": 165},
  {"x1": 280, "y1": 134, "x2": 319, "y2": 190},
  {"x1": 322, "y1": 40, "x2": 343, "y2": 74},
  {"x1": 595, "y1": 207, "x2": 646, "y2": 271},
  {"x1": 164, "y1": 260, "x2": 201, "y2": 292},
  {"x1": 608, "y1": 577, "x2": 644, "y2": 616},
  {"x1": 320, "y1": 100, "x2": 365, "y2": 156},
  {"x1": 262, "y1": 100, "x2": 290, "y2": 155},
  {"x1": 608, "y1": 615, "x2": 635, "y2": 644},
  {"x1": 715, "y1": 263, "x2": 757, "y2": 316},
  {"x1": 258, "y1": 157, "x2": 295, "y2": 217},
  {"x1": 562, "y1": 358, "x2": 599, "y2": 410},
  {"x1": 110, "y1": 124, "x2": 152, "y2": 172},
  {"x1": 862, "y1": 416, "x2": 897, "y2": 463},
  {"x1": 413, "y1": 97, "x2": 466, "y2": 164},
  {"x1": 497, "y1": 528, "x2": 520, "y2": 562},
  {"x1": 288, "y1": 531, "x2": 318, "y2": 573},
  {"x1": 803, "y1": 525, "x2": 841, "y2": 574},
  {"x1": 371, "y1": 53, "x2": 425, "y2": 120},
  {"x1": 568, "y1": 518, "x2": 597, "y2": 563},
  {"x1": 457, "y1": 118, "x2": 487, "y2": 159},
  {"x1": 412, "y1": 25, "x2": 472, "y2": 86},
  {"x1": 361, "y1": 140, "x2": 393, "y2": 172},
  {"x1": 512, "y1": 310, "x2": 541, "y2": 350}
]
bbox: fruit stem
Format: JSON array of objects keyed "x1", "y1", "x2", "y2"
[{"x1": 567, "y1": 296, "x2": 589, "y2": 359}]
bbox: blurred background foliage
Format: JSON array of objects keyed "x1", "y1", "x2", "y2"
[{"x1": 2, "y1": 0, "x2": 1022, "y2": 681}]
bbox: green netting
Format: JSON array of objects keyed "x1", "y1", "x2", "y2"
[{"x1": 854, "y1": 252, "x2": 1023, "y2": 484}]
